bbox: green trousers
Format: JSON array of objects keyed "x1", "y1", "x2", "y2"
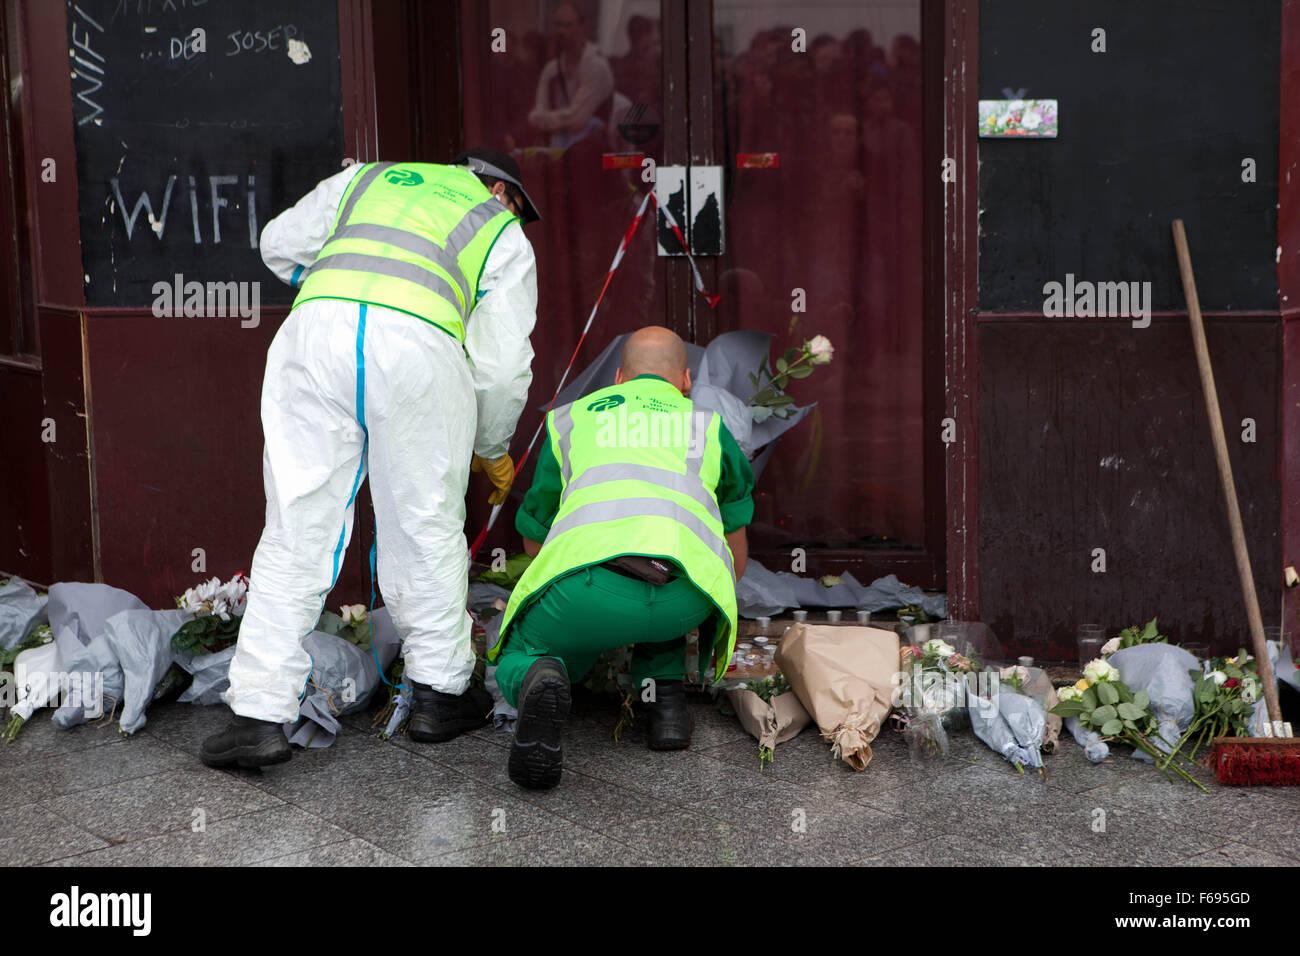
[{"x1": 495, "y1": 563, "x2": 715, "y2": 708}]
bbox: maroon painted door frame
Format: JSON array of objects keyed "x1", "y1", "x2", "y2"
[
  {"x1": 1281, "y1": 0, "x2": 1300, "y2": 647},
  {"x1": 942, "y1": 0, "x2": 979, "y2": 619}
]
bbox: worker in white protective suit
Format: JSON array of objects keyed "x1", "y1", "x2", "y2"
[{"x1": 201, "y1": 148, "x2": 540, "y2": 768}]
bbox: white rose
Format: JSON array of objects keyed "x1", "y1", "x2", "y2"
[
  {"x1": 924, "y1": 639, "x2": 956, "y2": 659},
  {"x1": 1022, "y1": 110, "x2": 1042, "y2": 130},
  {"x1": 1057, "y1": 685, "x2": 1080, "y2": 702},
  {"x1": 1100, "y1": 637, "x2": 1121, "y2": 656},
  {"x1": 341, "y1": 604, "x2": 369, "y2": 626},
  {"x1": 1209, "y1": 670, "x2": 1228, "y2": 686},
  {"x1": 1083, "y1": 658, "x2": 1118, "y2": 684},
  {"x1": 807, "y1": 335, "x2": 834, "y2": 366}
]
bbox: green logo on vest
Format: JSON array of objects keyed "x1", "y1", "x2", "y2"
[
  {"x1": 384, "y1": 168, "x2": 424, "y2": 187},
  {"x1": 587, "y1": 394, "x2": 625, "y2": 412}
]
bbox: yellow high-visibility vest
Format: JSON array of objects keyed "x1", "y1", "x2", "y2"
[
  {"x1": 295, "y1": 162, "x2": 517, "y2": 340},
  {"x1": 493, "y1": 377, "x2": 738, "y2": 679}
]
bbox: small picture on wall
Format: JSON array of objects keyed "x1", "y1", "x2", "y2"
[{"x1": 978, "y1": 98, "x2": 1059, "y2": 137}]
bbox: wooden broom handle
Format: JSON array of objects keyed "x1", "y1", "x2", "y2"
[{"x1": 1172, "y1": 219, "x2": 1281, "y2": 725}]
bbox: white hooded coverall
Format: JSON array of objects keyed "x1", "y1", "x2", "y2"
[{"x1": 226, "y1": 163, "x2": 538, "y2": 723}]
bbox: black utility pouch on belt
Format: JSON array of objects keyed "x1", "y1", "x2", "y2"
[{"x1": 606, "y1": 555, "x2": 676, "y2": 586}]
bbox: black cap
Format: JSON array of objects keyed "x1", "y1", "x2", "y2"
[{"x1": 453, "y1": 147, "x2": 541, "y2": 224}]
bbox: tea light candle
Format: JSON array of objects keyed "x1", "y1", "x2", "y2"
[
  {"x1": 792, "y1": 610, "x2": 808, "y2": 622},
  {"x1": 826, "y1": 610, "x2": 842, "y2": 623}
]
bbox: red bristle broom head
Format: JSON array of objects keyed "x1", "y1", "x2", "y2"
[{"x1": 1209, "y1": 737, "x2": 1300, "y2": 786}]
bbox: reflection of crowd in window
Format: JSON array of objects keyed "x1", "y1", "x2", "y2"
[
  {"x1": 492, "y1": 3, "x2": 661, "y2": 155},
  {"x1": 469, "y1": 9, "x2": 926, "y2": 547},
  {"x1": 717, "y1": 26, "x2": 925, "y2": 548},
  {"x1": 718, "y1": 27, "x2": 921, "y2": 336}
]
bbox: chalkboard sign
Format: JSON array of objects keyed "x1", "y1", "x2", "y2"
[
  {"x1": 67, "y1": 0, "x2": 344, "y2": 306},
  {"x1": 978, "y1": 0, "x2": 1279, "y2": 313}
]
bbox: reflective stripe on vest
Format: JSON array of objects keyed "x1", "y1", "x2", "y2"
[
  {"x1": 547, "y1": 496, "x2": 734, "y2": 578},
  {"x1": 337, "y1": 162, "x2": 394, "y2": 224},
  {"x1": 553, "y1": 403, "x2": 714, "y2": 485},
  {"x1": 561, "y1": 463, "x2": 723, "y2": 524},
  {"x1": 308, "y1": 252, "x2": 464, "y2": 312},
  {"x1": 295, "y1": 163, "x2": 516, "y2": 340},
  {"x1": 552, "y1": 404, "x2": 722, "y2": 522}
]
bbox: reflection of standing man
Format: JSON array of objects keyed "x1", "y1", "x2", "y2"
[
  {"x1": 528, "y1": 2, "x2": 614, "y2": 149},
  {"x1": 613, "y1": 14, "x2": 661, "y2": 111}
]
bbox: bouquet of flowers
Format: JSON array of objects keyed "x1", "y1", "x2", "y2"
[
  {"x1": 171, "y1": 573, "x2": 248, "y2": 654},
  {"x1": 966, "y1": 671, "x2": 1050, "y2": 775},
  {"x1": 776, "y1": 623, "x2": 898, "y2": 770},
  {"x1": 724, "y1": 670, "x2": 812, "y2": 768},
  {"x1": 895, "y1": 638, "x2": 979, "y2": 757},
  {"x1": 1100, "y1": 616, "x2": 1168, "y2": 656},
  {"x1": 2, "y1": 625, "x2": 58, "y2": 743},
  {"x1": 1001, "y1": 663, "x2": 1060, "y2": 754},
  {"x1": 1053, "y1": 658, "x2": 1209, "y2": 791},
  {"x1": 1160, "y1": 650, "x2": 1260, "y2": 766}
]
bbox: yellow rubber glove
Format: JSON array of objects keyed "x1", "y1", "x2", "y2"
[{"x1": 471, "y1": 453, "x2": 515, "y2": 505}]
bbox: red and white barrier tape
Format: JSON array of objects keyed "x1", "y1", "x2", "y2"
[
  {"x1": 649, "y1": 191, "x2": 722, "y2": 309},
  {"x1": 468, "y1": 190, "x2": 654, "y2": 560}
]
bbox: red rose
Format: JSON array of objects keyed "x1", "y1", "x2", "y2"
[{"x1": 1224, "y1": 677, "x2": 1239, "y2": 689}]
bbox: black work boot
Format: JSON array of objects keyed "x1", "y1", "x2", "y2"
[
  {"x1": 508, "y1": 658, "x2": 570, "y2": 790},
  {"x1": 645, "y1": 679, "x2": 692, "y2": 750},
  {"x1": 200, "y1": 714, "x2": 292, "y2": 768},
  {"x1": 408, "y1": 682, "x2": 494, "y2": 743}
]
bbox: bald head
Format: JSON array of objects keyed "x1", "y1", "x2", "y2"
[{"x1": 615, "y1": 326, "x2": 691, "y2": 394}]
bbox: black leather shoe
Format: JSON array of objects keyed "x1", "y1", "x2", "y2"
[
  {"x1": 645, "y1": 679, "x2": 692, "y2": 750},
  {"x1": 408, "y1": 682, "x2": 494, "y2": 743},
  {"x1": 508, "y1": 658, "x2": 570, "y2": 790},
  {"x1": 200, "y1": 714, "x2": 292, "y2": 768}
]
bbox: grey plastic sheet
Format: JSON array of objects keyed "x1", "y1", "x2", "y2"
[
  {"x1": 286, "y1": 607, "x2": 402, "y2": 748},
  {"x1": 1109, "y1": 643, "x2": 1197, "y2": 755},
  {"x1": 178, "y1": 646, "x2": 236, "y2": 705},
  {"x1": 736, "y1": 558, "x2": 947, "y2": 620},
  {"x1": 468, "y1": 582, "x2": 512, "y2": 612},
  {"x1": 103, "y1": 608, "x2": 193, "y2": 734},
  {"x1": 47, "y1": 582, "x2": 146, "y2": 728},
  {"x1": 479, "y1": 612, "x2": 516, "y2": 724},
  {"x1": 0, "y1": 578, "x2": 47, "y2": 650},
  {"x1": 966, "y1": 682, "x2": 1047, "y2": 770},
  {"x1": 1065, "y1": 715, "x2": 1110, "y2": 762}
]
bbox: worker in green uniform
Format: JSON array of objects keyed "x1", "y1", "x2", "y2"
[{"x1": 488, "y1": 325, "x2": 754, "y2": 789}]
